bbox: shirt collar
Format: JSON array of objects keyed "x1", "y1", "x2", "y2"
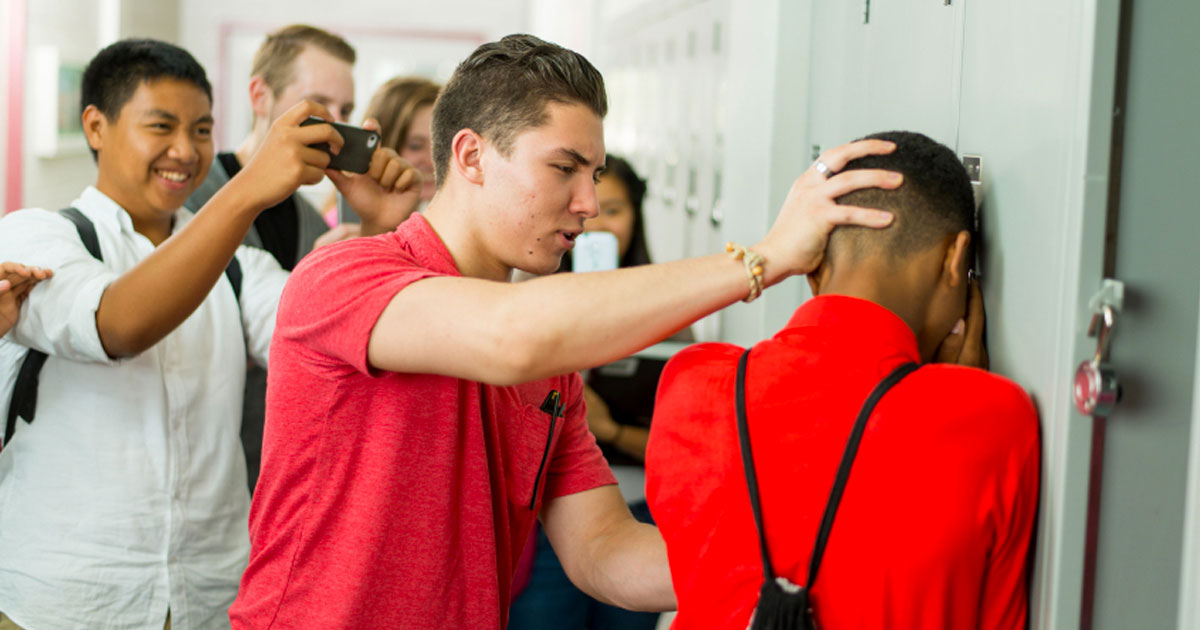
[
  {"x1": 73, "y1": 186, "x2": 193, "y2": 239},
  {"x1": 74, "y1": 186, "x2": 136, "y2": 235},
  {"x1": 397, "y1": 213, "x2": 462, "y2": 277},
  {"x1": 781, "y1": 294, "x2": 922, "y2": 363}
]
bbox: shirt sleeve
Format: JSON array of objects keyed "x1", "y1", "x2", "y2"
[
  {"x1": 542, "y1": 372, "x2": 617, "y2": 501},
  {"x1": 274, "y1": 236, "x2": 441, "y2": 375},
  {"x1": 235, "y1": 245, "x2": 290, "y2": 368},
  {"x1": 978, "y1": 385, "x2": 1041, "y2": 630},
  {"x1": 0, "y1": 210, "x2": 118, "y2": 364}
]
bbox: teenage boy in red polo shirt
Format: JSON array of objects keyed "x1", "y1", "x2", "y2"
[
  {"x1": 645, "y1": 130, "x2": 1039, "y2": 629},
  {"x1": 230, "y1": 34, "x2": 907, "y2": 629}
]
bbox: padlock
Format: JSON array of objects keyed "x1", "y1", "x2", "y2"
[{"x1": 1073, "y1": 305, "x2": 1122, "y2": 416}]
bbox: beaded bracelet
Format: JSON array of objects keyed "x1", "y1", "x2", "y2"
[{"x1": 725, "y1": 242, "x2": 765, "y2": 303}]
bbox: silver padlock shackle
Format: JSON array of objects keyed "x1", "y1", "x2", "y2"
[{"x1": 1090, "y1": 305, "x2": 1116, "y2": 364}]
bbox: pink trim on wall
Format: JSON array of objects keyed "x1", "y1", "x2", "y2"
[
  {"x1": 215, "y1": 21, "x2": 487, "y2": 146},
  {"x1": 4, "y1": 0, "x2": 27, "y2": 213}
]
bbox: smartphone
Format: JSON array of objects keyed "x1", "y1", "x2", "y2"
[
  {"x1": 300, "y1": 116, "x2": 380, "y2": 174},
  {"x1": 573, "y1": 232, "x2": 619, "y2": 272}
]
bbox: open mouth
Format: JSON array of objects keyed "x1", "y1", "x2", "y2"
[{"x1": 154, "y1": 169, "x2": 191, "y2": 184}]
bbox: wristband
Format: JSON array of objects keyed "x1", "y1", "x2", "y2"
[{"x1": 725, "y1": 242, "x2": 765, "y2": 303}]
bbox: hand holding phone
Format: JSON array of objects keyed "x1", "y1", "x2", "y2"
[{"x1": 300, "y1": 116, "x2": 380, "y2": 174}]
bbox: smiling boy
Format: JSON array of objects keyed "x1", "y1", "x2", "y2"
[
  {"x1": 0, "y1": 39, "x2": 415, "y2": 629},
  {"x1": 230, "y1": 34, "x2": 902, "y2": 630}
]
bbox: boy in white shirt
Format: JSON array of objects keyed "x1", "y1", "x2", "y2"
[{"x1": 0, "y1": 38, "x2": 416, "y2": 630}]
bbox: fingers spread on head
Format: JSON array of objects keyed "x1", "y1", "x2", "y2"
[
  {"x1": 823, "y1": 168, "x2": 902, "y2": 198},
  {"x1": 821, "y1": 139, "x2": 897, "y2": 173},
  {"x1": 822, "y1": 205, "x2": 894, "y2": 229}
]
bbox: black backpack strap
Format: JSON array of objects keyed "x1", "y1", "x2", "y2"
[
  {"x1": 4, "y1": 208, "x2": 102, "y2": 448},
  {"x1": 736, "y1": 349, "x2": 919, "y2": 594},
  {"x1": 59, "y1": 207, "x2": 102, "y2": 260},
  {"x1": 803, "y1": 361, "x2": 919, "y2": 588},
  {"x1": 224, "y1": 255, "x2": 242, "y2": 304},
  {"x1": 736, "y1": 348, "x2": 777, "y2": 581}
]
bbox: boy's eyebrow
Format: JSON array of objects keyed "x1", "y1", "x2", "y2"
[
  {"x1": 143, "y1": 109, "x2": 180, "y2": 122},
  {"x1": 142, "y1": 109, "x2": 214, "y2": 126},
  {"x1": 553, "y1": 147, "x2": 605, "y2": 174}
]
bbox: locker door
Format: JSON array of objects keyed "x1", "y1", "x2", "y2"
[
  {"x1": 1084, "y1": 2, "x2": 1200, "y2": 627},
  {"x1": 807, "y1": 1, "x2": 962, "y2": 154}
]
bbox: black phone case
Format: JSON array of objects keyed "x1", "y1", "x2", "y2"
[{"x1": 300, "y1": 117, "x2": 380, "y2": 174}]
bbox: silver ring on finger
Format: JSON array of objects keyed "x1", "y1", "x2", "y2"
[{"x1": 813, "y1": 159, "x2": 834, "y2": 179}]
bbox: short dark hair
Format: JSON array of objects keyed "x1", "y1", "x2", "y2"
[
  {"x1": 251, "y1": 25, "x2": 356, "y2": 97},
  {"x1": 431, "y1": 34, "x2": 607, "y2": 187},
  {"x1": 81, "y1": 39, "x2": 212, "y2": 159},
  {"x1": 831, "y1": 131, "x2": 974, "y2": 261}
]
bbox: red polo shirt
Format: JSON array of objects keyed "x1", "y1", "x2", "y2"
[
  {"x1": 230, "y1": 214, "x2": 616, "y2": 630},
  {"x1": 645, "y1": 295, "x2": 1039, "y2": 630}
]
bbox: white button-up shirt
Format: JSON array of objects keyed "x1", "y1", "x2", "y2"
[{"x1": 0, "y1": 187, "x2": 288, "y2": 629}]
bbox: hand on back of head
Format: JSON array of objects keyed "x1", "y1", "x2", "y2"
[{"x1": 754, "y1": 139, "x2": 901, "y2": 285}]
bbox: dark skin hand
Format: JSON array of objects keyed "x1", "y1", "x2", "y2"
[
  {"x1": 0, "y1": 263, "x2": 54, "y2": 337},
  {"x1": 935, "y1": 278, "x2": 989, "y2": 369}
]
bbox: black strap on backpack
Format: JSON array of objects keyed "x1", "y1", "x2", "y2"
[
  {"x1": 3, "y1": 208, "x2": 243, "y2": 448},
  {"x1": 736, "y1": 348, "x2": 919, "y2": 629}
]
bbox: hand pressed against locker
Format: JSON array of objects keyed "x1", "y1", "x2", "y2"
[{"x1": 935, "y1": 277, "x2": 988, "y2": 369}]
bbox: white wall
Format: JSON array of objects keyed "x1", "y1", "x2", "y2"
[
  {"x1": 17, "y1": 0, "x2": 181, "y2": 213},
  {"x1": 19, "y1": 0, "x2": 104, "y2": 212}
]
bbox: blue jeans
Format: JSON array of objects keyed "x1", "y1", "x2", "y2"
[{"x1": 508, "y1": 500, "x2": 661, "y2": 630}]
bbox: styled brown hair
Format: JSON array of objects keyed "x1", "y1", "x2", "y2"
[
  {"x1": 251, "y1": 24, "x2": 356, "y2": 96},
  {"x1": 363, "y1": 76, "x2": 440, "y2": 153},
  {"x1": 431, "y1": 33, "x2": 607, "y2": 186}
]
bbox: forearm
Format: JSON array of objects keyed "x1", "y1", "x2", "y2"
[
  {"x1": 569, "y1": 519, "x2": 675, "y2": 612},
  {"x1": 493, "y1": 252, "x2": 760, "y2": 382},
  {"x1": 96, "y1": 182, "x2": 263, "y2": 357}
]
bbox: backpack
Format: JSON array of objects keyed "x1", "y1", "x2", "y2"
[
  {"x1": 2, "y1": 207, "x2": 243, "y2": 448},
  {"x1": 735, "y1": 348, "x2": 919, "y2": 629}
]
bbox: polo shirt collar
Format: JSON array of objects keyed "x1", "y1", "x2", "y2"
[
  {"x1": 783, "y1": 294, "x2": 922, "y2": 363},
  {"x1": 400, "y1": 213, "x2": 463, "y2": 277}
]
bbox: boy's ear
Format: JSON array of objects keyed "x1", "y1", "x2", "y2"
[
  {"x1": 248, "y1": 75, "x2": 272, "y2": 119},
  {"x1": 82, "y1": 105, "x2": 107, "y2": 154},
  {"x1": 942, "y1": 230, "x2": 972, "y2": 288},
  {"x1": 451, "y1": 129, "x2": 486, "y2": 185}
]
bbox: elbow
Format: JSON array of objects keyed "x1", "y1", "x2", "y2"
[
  {"x1": 481, "y1": 309, "x2": 561, "y2": 386},
  {"x1": 96, "y1": 320, "x2": 157, "y2": 359}
]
